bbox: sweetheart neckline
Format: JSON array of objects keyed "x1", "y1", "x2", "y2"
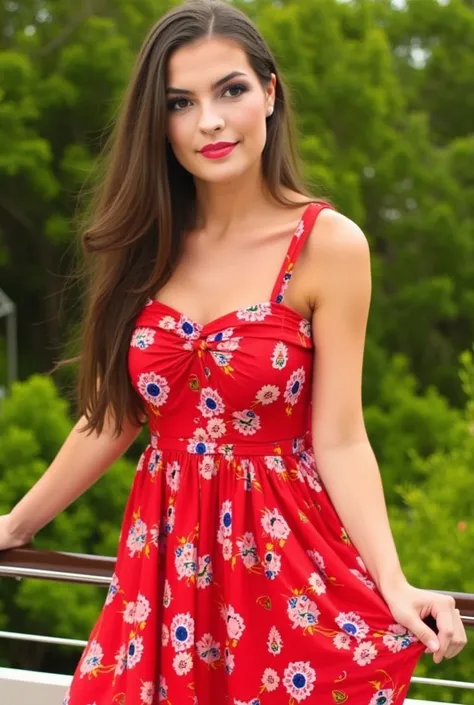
[{"x1": 145, "y1": 297, "x2": 312, "y2": 332}]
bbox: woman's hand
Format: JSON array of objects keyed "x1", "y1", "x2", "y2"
[
  {"x1": 383, "y1": 581, "x2": 467, "y2": 663},
  {"x1": 0, "y1": 514, "x2": 31, "y2": 552}
]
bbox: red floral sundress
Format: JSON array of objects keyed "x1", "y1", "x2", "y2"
[{"x1": 63, "y1": 201, "x2": 424, "y2": 705}]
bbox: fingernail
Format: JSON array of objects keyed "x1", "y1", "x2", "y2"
[{"x1": 428, "y1": 640, "x2": 439, "y2": 651}]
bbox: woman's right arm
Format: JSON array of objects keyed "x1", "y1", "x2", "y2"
[{"x1": 1, "y1": 411, "x2": 144, "y2": 550}]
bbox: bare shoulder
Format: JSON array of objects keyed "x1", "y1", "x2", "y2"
[{"x1": 304, "y1": 208, "x2": 371, "y2": 305}]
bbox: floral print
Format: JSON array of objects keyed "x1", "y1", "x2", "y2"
[{"x1": 64, "y1": 203, "x2": 424, "y2": 705}]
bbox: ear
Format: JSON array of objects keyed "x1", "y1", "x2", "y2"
[{"x1": 265, "y1": 73, "x2": 277, "y2": 108}]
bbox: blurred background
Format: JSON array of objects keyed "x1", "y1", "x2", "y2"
[{"x1": 0, "y1": 0, "x2": 473, "y2": 700}]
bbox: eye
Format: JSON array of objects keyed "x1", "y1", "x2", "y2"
[
  {"x1": 167, "y1": 97, "x2": 191, "y2": 112},
  {"x1": 222, "y1": 83, "x2": 248, "y2": 98}
]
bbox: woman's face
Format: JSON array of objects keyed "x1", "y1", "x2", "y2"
[{"x1": 165, "y1": 37, "x2": 276, "y2": 184}]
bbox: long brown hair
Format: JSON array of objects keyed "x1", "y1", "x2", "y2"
[{"x1": 61, "y1": 0, "x2": 320, "y2": 438}]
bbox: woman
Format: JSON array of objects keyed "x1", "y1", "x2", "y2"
[{"x1": 0, "y1": 1, "x2": 467, "y2": 703}]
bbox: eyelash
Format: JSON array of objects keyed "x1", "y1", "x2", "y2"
[{"x1": 167, "y1": 83, "x2": 249, "y2": 112}]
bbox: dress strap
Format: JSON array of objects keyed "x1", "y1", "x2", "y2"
[{"x1": 270, "y1": 201, "x2": 335, "y2": 304}]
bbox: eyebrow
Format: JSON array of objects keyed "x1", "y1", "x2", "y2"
[{"x1": 166, "y1": 70, "x2": 248, "y2": 95}]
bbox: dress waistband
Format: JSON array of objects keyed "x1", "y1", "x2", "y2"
[{"x1": 148, "y1": 433, "x2": 311, "y2": 457}]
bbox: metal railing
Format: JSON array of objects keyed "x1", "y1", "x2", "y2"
[{"x1": 0, "y1": 546, "x2": 473, "y2": 698}]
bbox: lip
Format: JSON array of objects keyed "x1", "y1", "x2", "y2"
[{"x1": 200, "y1": 141, "x2": 237, "y2": 154}]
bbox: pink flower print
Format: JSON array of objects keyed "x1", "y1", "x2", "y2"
[
  {"x1": 236, "y1": 532, "x2": 259, "y2": 570},
  {"x1": 306, "y1": 549, "x2": 328, "y2": 579},
  {"x1": 283, "y1": 367, "x2": 305, "y2": 412},
  {"x1": 114, "y1": 643, "x2": 127, "y2": 677},
  {"x1": 335, "y1": 612, "x2": 370, "y2": 642},
  {"x1": 333, "y1": 632, "x2": 351, "y2": 650},
  {"x1": 199, "y1": 456, "x2": 218, "y2": 479},
  {"x1": 220, "y1": 604, "x2": 245, "y2": 643},
  {"x1": 369, "y1": 690, "x2": 395, "y2": 705},
  {"x1": 267, "y1": 625, "x2": 283, "y2": 656},
  {"x1": 271, "y1": 342, "x2": 288, "y2": 370},
  {"x1": 283, "y1": 660, "x2": 316, "y2": 702},
  {"x1": 123, "y1": 600, "x2": 136, "y2": 624},
  {"x1": 218, "y1": 500, "x2": 233, "y2": 539},
  {"x1": 127, "y1": 516, "x2": 148, "y2": 557},
  {"x1": 175, "y1": 541, "x2": 197, "y2": 581},
  {"x1": 255, "y1": 384, "x2": 280, "y2": 406},
  {"x1": 225, "y1": 646, "x2": 235, "y2": 675},
  {"x1": 353, "y1": 641, "x2": 378, "y2": 666},
  {"x1": 196, "y1": 633, "x2": 221, "y2": 665},
  {"x1": 173, "y1": 651, "x2": 193, "y2": 676},
  {"x1": 197, "y1": 554, "x2": 213, "y2": 589},
  {"x1": 264, "y1": 455, "x2": 288, "y2": 476},
  {"x1": 130, "y1": 327, "x2": 155, "y2": 350},
  {"x1": 236, "y1": 302, "x2": 272, "y2": 322},
  {"x1": 137, "y1": 372, "x2": 169, "y2": 410},
  {"x1": 299, "y1": 319, "x2": 312, "y2": 339},
  {"x1": 158, "y1": 675, "x2": 169, "y2": 702},
  {"x1": 187, "y1": 428, "x2": 216, "y2": 455},
  {"x1": 157, "y1": 315, "x2": 176, "y2": 331},
  {"x1": 261, "y1": 508, "x2": 291, "y2": 543},
  {"x1": 134, "y1": 593, "x2": 151, "y2": 626},
  {"x1": 308, "y1": 572, "x2": 326, "y2": 596},
  {"x1": 166, "y1": 461, "x2": 181, "y2": 493},
  {"x1": 287, "y1": 594, "x2": 320, "y2": 633},
  {"x1": 350, "y1": 568, "x2": 376, "y2": 590},
  {"x1": 163, "y1": 579, "x2": 172, "y2": 608},
  {"x1": 162, "y1": 624, "x2": 170, "y2": 646},
  {"x1": 383, "y1": 624, "x2": 417, "y2": 653},
  {"x1": 105, "y1": 573, "x2": 119, "y2": 606},
  {"x1": 262, "y1": 546, "x2": 282, "y2": 580},
  {"x1": 170, "y1": 612, "x2": 195, "y2": 652},
  {"x1": 261, "y1": 667, "x2": 280, "y2": 692},
  {"x1": 127, "y1": 633, "x2": 144, "y2": 669},
  {"x1": 79, "y1": 640, "x2": 103, "y2": 677},
  {"x1": 239, "y1": 458, "x2": 258, "y2": 491},
  {"x1": 140, "y1": 681, "x2": 155, "y2": 705},
  {"x1": 222, "y1": 538, "x2": 233, "y2": 561},
  {"x1": 206, "y1": 418, "x2": 226, "y2": 438},
  {"x1": 198, "y1": 387, "x2": 224, "y2": 418},
  {"x1": 176, "y1": 315, "x2": 202, "y2": 341},
  {"x1": 232, "y1": 409, "x2": 261, "y2": 436}
]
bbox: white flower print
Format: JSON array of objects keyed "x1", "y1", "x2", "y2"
[
  {"x1": 127, "y1": 634, "x2": 144, "y2": 669},
  {"x1": 240, "y1": 458, "x2": 257, "y2": 491},
  {"x1": 175, "y1": 541, "x2": 197, "y2": 580},
  {"x1": 232, "y1": 409, "x2": 261, "y2": 436},
  {"x1": 261, "y1": 508, "x2": 291, "y2": 542},
  {"x1": 218, "y1": 500, "x2": 233, "y2": 538},
  {"x1": 114, "y1": 643, "x2": 127, "y2": 676},
  {"x1": 199, "y1": 455, "x2": 219, "y2": 479},
  {"x1": 264, "y1": 456, "x2": 287, "y2": 475},
  {"x1": 383, "y1": 624, "x2": 417, "y2": 653},
  {"x1": 137, "y1": 372, "x2": 170, "y2": 409},
  {"x1": 221, "y1": 604, "x2": 245, "y2": 643},
  {"x1": 127, "y1": 517, "x2": 148, "y2": 557},
  {"x1": 173, "y1": 651, "x2": 193, "y2": 676},
  {"x1": 353, "y1": 640, "x2": 378, "y2": 666},
  {"x1": 307, "y1": 549, "x2": 328, "y2": 579},
  {"x1": 162, "y1": 624, "x2": 170, "y2": 646},
  {"x1": 187, "y1": 434, "x2": 217, "y2": 455},
  {"x1": 158, "y1": 675, "x2": 169, "y2": 702},
  {"x1": 295, "y1": 218, "x2": 305, "y2": 238},
  {"x1": 333, "y1": 632, "x2": 351, "y2": 650},
  {"x1": 196, "y1": 633, "x2": 221, "y2": 664},
  {"x1": 130, "y1": 327, "x2": 155, "y2": 350},
  {"x1": 236, "y1": 302, "x2": 272, "y2": 322},
  {"x1": 284, "y1": 367, "x2": 305, "y2": 409},
  {"x1": 287, "y1": 594, "x2": 320, "y2": 632},
  {"x1": 267, "y1": 626, "x2": 283, "y2": 656},
  {"x1": 198, "y1": 387, "x2": 225, "y2": 418},
  {"x1": 369, "y1": 689, "x2": 395, "y2": 705},
  {"x1": 261, "y1": 667, "x2": 280, "y2": 692},
  {"x1": 283, "y1": 660, "x2": 316, "y2": 702},
  {"x1": 197, "y1": 554, "x2": 213, "y2": 589},
  {"x1": 262, "y1": 547, "x2": 282, "y2": 579},
  {"x1": 350, "y1": 568, "x2": 376, "y2": 590},
  {"x1": 170, "y1": 612, "x2": 195, "y2": 652},
  {"x1": 299, "y1": 319, "x2": 312, "y2": 338},
  {"x1": 163, "y1": 580, "x2": 172, "y2": 608},
  {"x1": 140, "y1": 681, "x2": 155, "y2": 705},
  {"x1": 134, "y1": 593, "x2": 151, "y2": 625},
  {"x1": 356, "y1": 555, "x2": 368, "y2": 572},
  {"x1": 207, "y1": 417, "x2": 226, "y2": 438},
  {"x1": 105, "y1": 572, "x2": 119, "y2": 606},
  {"x1": 234, "y1": 700, "x2": 261, "y2": 705},
  {"x1": 123, "y1": 600, "x2": 136, "y2": 624},
  {"x1": 158, "y1": 315, "x2": 176, "y2": 331},
  {"x1": 80, "y1": 640, "x2": 103, "y2": 677},
  {"x1": 163, "y1": 501, "x2": 176, "y2": 535},
  {"x1": 308, "y1": 571, "x2": 327, "y2": 596},
  {"x1": 255, "y1": 384, "x2": 280, "y2": 405},
  {"x1": 176, "y1": 315, "x2": 202, "y2": 340},
  {"x1": 335, "y1": 611, "x2": 370, "y2": 642},
  {"x1": 166, "y1": 461, "x2": 181, "y2": 493},
  {"x1": 206, "y1": 327, "x2": 236, "y2": 343},
  {"x1": 271, "y1": 341, "x2": 288, "y2": 370},
  {"x1": 236, "y1": 532, "x2": 259, "y2": 570}
]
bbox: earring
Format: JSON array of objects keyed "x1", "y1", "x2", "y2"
[{"x1": 267, "y1": 105, "x2": 274, "y2": 116}]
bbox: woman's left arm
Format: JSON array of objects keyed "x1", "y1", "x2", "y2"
[{"x1": 307, "y1": 210, "x2": 467, "y2": 664}]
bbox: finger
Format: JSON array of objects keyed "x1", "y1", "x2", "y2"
[
  {"x1": 405, "y1": 615, "x2": 439, "y2": 653},
  {"x1": 432, "y1": 606, "x2": 455, "y2": 664},
  {"x1": 445, "y1": 610, "x2": 468, "y2": 660}
]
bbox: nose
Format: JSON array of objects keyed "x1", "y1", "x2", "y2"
[{"x1": 197, "y1": 101, "x2": 225, "y2": 133}]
